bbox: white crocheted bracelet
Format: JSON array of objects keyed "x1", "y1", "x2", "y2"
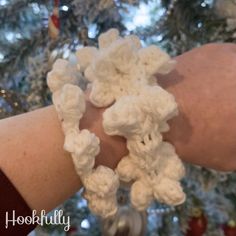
[
  {"x1": 47, "y1": 59, "x2": 119, "y2": 218},
  {"x1": 47, "y1": 29, "x2": 186, "y2": 218}
]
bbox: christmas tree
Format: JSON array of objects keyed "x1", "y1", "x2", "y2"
[{"x1": 1, "y1": 0, "x2": 236, "y2": 235}]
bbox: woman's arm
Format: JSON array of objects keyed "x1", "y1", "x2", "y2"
[
  {"x1": 0, "y1": 102, "x2": 127, "y2": 214},
  {"x1": 159, "y1": 43, "x2": 236, "y2": 171},
  {"x1": 0, "y1": 43, "x2": 236, "y2": 215}
]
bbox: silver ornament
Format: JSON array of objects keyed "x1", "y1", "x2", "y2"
[{"x1": 101, "y1": 187, "x2": 147, "y2": 236}]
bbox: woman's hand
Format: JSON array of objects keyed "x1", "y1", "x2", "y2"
[{"x1": 158, "y1": 43, "x2": 236, "y2": 171}]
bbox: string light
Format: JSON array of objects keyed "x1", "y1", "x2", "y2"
[
  {"x1": 0, "y1": 53, "x2": 4, "y2": 61},
  {"x1": 81, "y1": 219, "x2": 90, "y2": 229},
  {"x1": 156, "y1": 0, "x2": 178, "y2": 29},
  {"x1": 61, "y1": 5, "x2": 69, "y2": 11},
  {"x1": 0, "y1": 0, "x2": 7, "y2": 6}
]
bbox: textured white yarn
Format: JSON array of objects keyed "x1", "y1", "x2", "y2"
[
  {"x1": 76, "y1": 31, "x2": 178, "y2": 108},
  {"x1": 47, "y1": 58, "x2": 119, "y2": 218},
  {"x1": 47, "y1": 59, "x2": 78, "y2": 93},
  {"x1": 76, "y1": 29, "x2": 186, "y2": 211},
  {"x1": 47, "y1": 29, "x2": 186, "y2": 217},
  {"x1": 117, "y1": 142, "x2": 185, "y2": 210},
  {"x1": 83, "y1": 166, "x2": 119, "y2": 217},
  {"x1": 76, "y1": 47, "x2": 98, "y2": 72},
  {"x1": 98, "y1": 28, "x2": 120, "y2": 49}
]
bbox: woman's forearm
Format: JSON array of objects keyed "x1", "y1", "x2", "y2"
[
  {"x1": 159, "y1": 43, "x2": 236, "y2": 171},
  {"x1": 0, "y1": 102, "x2": 127, "y2": 213},
  {"x1": 1, "y1": 43, "x2": 236, "y2": 214},
  {"x1": 0, "y1": 106, "x2": 82, "y2": 213}
]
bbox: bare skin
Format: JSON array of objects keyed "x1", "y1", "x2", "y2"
[
  {"x1": 159, "y1": 43, "x2": 236, "y2": 171},
  {"x1": 0, "y1": 43, "x2": 236, "y2": 215}
]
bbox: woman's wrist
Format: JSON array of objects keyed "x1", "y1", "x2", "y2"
[
  {"x1": 0, "y1": 106, "x2": 82, "y2": 213},
  {"x1": 81, "y1": 90, "x2": 128, "y2": 170},
  {"x1": 158, "y1": 43, "x2": 236, "y2": 171}
]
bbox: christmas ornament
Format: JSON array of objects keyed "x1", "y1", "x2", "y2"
[
  {"x1": 66, "y1": 226, "x2": 78, "y2": 236},
  {"x1": 49, "y1": 0, "x2": 60, "y2": 39},
  {"x1": 101, "y1": 187, "x2": 146, "y2": 236},
  {"x1": 222, "y1": 220, "x2": 236, "y2": 236},
  {"x1": 185, "y1": 208, "x2": 207, "y2": 236}
]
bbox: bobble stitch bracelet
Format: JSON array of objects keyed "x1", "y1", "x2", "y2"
[
  {"x1": 47, "y1": 29, "x2": 186, "y2": 218},
  {"x1": 47, "y1": 59, "x2": 119, "y2": 218}
]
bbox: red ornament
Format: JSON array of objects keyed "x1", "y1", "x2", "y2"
[
  {"x1": 50, "y1": 14, "x2": 60, "y2": 29},
  {"x1": 48, "y1": 0, "x2": 60, "y2": 39},
  {"x1": 185, "y1": 211, "x2": 207, "y2": 236},
  {"x1": 222, "y1": 221, "x2": 236, "y2": 236},
  {"x1": 66, "y1": 226, "x2": 77, "y2": 235}
]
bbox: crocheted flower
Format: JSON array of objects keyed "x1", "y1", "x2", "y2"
[
  {"x1": 160, "y1": 155, "x2": 185, "y2": 180},
  {"x1": 64, "y1": 129, "x2": 100, "y2": 157},
  {"x1": 103, "y1": 85, "x2": 178, "y2": 140},
  {"x1": 89, "y1": 81, "x2": 115, "y2": 107},
  {"x1": 58, "y1": 84, "x2": 85, "y2": 127},
  {"x1": 84, "y1": 65, "x2": 97, "y2": 82},
  {"x1": 83, "y1": 166, "x2": 119, "y2": 197},
  {"x1": 92, "y1": 55, "x2": 117, "y2": 81},
  {"x1": 71, "y1": 152, "x2": 95, "y2": 176},
  {"x1": 64, "y1": 130, "x2": 99, "y2": 176},
  {"x1": 108, "y1": 38, "x2": 138, "y2": 74},
  {"x1": 116, "y1": 142, "x2": 186, "y2": 208},
  {"x1": 155, "y1": 142, "x2": 185, "y2": 180},
  {"x1": 153, "y1": 175, "x2": 186, "y2": 205},
  {"x1": 98, "y1": 28, "x2": 120, "y2": 49},
  {"x1": 63, "y1": 129, "x2": 80, "y2": 152},
  {"x1": 130, "y1": 180, "x2": 153, "y2": 211},
  {"x1": 140, "y1": 85, "x2": 178, "y2": 122},
  {"x1": 125, "y1": 35, "x2": 142, "y2": 50},
  {"x1": 76, "y1": 46, "x2": 98, "y2": 72},
  {"x1": 138, "y1": 45, "x2": 175, "y2": 77},
  {"x1": 84, "y1": 192, "x2": 117, "y2": 218},
  {"x1": 81, "y1": 29, "x2": 178, "y2": 108},
  {"x1": 103, "y1": 95, "x2": 144, "y2": 137},
  {"x1": 115, "y1": 155, "x2": 138, "y2": 182},
  {"x1": 47, "y1": 59, "x2": 77, "y2": 93}
]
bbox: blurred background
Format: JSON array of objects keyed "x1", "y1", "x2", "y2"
[{"x1": 1, "y1": 0, "x2": 236, "y2": 235}]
